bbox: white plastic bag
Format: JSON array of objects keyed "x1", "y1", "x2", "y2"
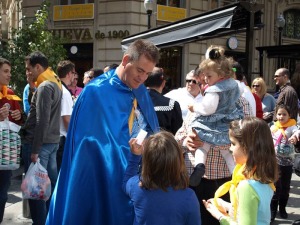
[
  {"x1": 0, "y1": 119, "x2": 21, "y2": 170},
  {"x1": 21, "y1": 159, "x2": 51, "y2": 201}
]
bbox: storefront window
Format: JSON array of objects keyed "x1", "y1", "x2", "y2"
[
  {"x1": 60, "y1": 0, "x2": 94, "y2": 5},
  {"x1": 158, "y1": 47, "x2": 182, "y2": 93},
  {"x1": 157, "y1": 0, "x2": 186, "y2": 8},
  {"x1": 284, "y1": 9, "x2": 300, "y2": 40}
]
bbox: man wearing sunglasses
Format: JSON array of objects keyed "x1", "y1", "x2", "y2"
[{"x1": 165, "y1": 69, "x2": 202, "y2": 120}]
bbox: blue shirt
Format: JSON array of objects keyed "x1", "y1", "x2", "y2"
[
  {"x1": 23, "y1": 84, "x2": 30, "y2": 115},
  {"x1": 123, "y1": 153, "x2": 201, "y2": 225}
]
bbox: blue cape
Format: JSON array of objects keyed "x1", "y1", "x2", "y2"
[{"x1": 46, "y1": 69, "x2": 159, "y2": 225}]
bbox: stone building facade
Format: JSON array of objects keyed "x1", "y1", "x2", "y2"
[{"x1": 1, "y1": 0, "x2": 300, "y2": 89}]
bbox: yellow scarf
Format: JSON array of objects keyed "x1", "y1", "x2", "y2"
[
  {"x1": 271, "y1": 119, "x2": 297, "y2": 138},
  {"x1": 0, "y1": 86, "x2": 21, "y2": 101},
  {"x1": 214, "y1": 164, "x2": 276, "y2": 220},
  {"x1": 36, "y1": 68, "x2": 62, "y2": 90},
  {"x1": 128, "y1": 98, "x2": 137, "y2": 134}
]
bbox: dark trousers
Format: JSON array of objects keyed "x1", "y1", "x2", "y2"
[
  {"x1": 272, "y1": 165, "x2": 293, "y2": 209},
  {"x1": 191, "y1": 177, "x2": 231, "y2": 225},
  {"x1": 56, "y1": 136, "x2": 66, "y2": 172},
  {"x1": 0, "y1": 170, "x2": 12, "y2": 224}
]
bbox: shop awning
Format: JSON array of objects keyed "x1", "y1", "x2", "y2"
[
  {"x1": 256, "y1": 44, "x2": 300, "y2": 59},
  {"x1": 256, "y1": 44, "x2": 300, "y2": 76},
  {"x1": 121, "y1": 3, "x2": 263, "y2": 50}
]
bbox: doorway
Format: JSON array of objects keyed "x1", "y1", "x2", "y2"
[{"x1": 64, "y1": 43, "x2": 93, "y2": 87}]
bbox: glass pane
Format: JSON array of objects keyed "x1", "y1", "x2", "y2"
[
  {"x1": 295, "y1": 13, "x2": 300, "y2": 39},
  {"x1": 71, "y1": 0, "x2": 84, "y2": 4},
  {"x1": 157, "y1": 0, "x2": 167, "y2": 5},
  {"x1": 284, "y1": 11, "x2": 294, "y2": 38},
  {"x1": 60, "y1": 0, "x2": 68, "y2": 5},
  {"x1": 158, "y1": 47, "x2": 182, "y2": 92},
  {"x1": 157, "y1": 0, "x2": 183, "y2": 7},
  {"x1": 284, "y1": 9, "x2": 300, "y2": 39}
]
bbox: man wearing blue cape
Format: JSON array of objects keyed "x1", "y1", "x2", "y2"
[{"x1": 46, "y1": 39, "x2": 160, "y2": 225}]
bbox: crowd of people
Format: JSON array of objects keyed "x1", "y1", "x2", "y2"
[{"x1": 0, "y1": 39, "x2": 299, "y2": 225}]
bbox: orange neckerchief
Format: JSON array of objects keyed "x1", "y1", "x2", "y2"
[
  {"x1": 0, "y1": 86, "x2": 21, "y2": 101},
  {"x1": 36, "y1": 68, "x2": 62, "y2": 90},
  {"x1": 271, "y1": 119, "x2": 297, "y2": 139},
  {"x1": 214, "y1": 164, "x2": 276, "y2": 220}
]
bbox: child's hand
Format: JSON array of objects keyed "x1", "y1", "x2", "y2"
[
  {"x1": 129, "y1": 138, "x2": 143, "y2": 155},
  {"x1": 188, "y1": 104, "x2": 194, "y2": 112},
  {"x1": 202, "y1": 199, "x2": 225, "y2": 221},
  {"x1": 289, "y1": 131, "x2": 300, "y2": 144}
]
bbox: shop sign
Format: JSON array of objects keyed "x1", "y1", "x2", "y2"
[
  {"x1": 157, "y1": 4, "x2": 186, "y2": 22},
  {"x1": 53, "y1": 4, "x2": 94, "y2": 21},
  {"x1": 51, "y1": 28, "x2": 130, "y2": 41}
]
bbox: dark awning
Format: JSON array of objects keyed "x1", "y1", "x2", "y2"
[
  {"x1": 256, "y1": 44, "x2": 300, "y2": 76},
  {"x1": 121, "y1": 2, "x2": 263, "y2": 50},
  {"x1": 256, "y1": 44, "x2": 300, "y2": 59}
]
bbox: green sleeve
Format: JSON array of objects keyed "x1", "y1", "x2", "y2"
[
  {"x1": 220, "y1": 216, "x2": 236, "y2": 225},
  {"x1": 237, "y1": 181, "x2": 259, "y2": 225},
  {"x1": 220, "y1": 181, "x2": 259, "y2": 225}
]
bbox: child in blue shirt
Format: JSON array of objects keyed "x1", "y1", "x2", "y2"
[{"x1": 122, "y1": 131, "x2": 201, "y2": 225}]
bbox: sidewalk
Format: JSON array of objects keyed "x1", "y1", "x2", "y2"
[{"x1": 2, "y1": 167, "x2": 300, "y2": 225}]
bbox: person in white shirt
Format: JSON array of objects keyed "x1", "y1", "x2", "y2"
[
  {"x1": 164, "y1": 69, "x2": 203, "y2": 120},
  {"x1": 232, "y1": 62, "x2": 256, "y2": 116},
  {"x1": 56, "y1": 60, "x2": 75, "y2": 171}
]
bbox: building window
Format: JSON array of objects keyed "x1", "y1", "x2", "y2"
[
  {"x1": 283, "y1": 9, "x2": 300, "y2": 40},
  {"x1": 157, "y1": 0, "x2": 185, "y2": 8},
  {"x1": 60, "y1": 0, "x2": 94, "y2": 5},
  {"x1": 158, "y1": 47, "x2": 182, "y2": 92},
  {"x1": 211, "y1": 0, "x2": 237, "y2": 9}
]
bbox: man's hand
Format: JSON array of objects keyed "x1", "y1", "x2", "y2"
[
  {"x1": 186, "y1": 129, "x2": 203, "y2": 151},
  {"x1": 31, "y1": 153, "x2": 39, "y2": 163},
  {"x1": 0, "y1": 106, "x2": 9, "y2": 121},
  {"x1": 10, "y1": 109, "x2": 22, "y2": 121}
]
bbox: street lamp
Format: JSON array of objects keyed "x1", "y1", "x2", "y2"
[
  {"x1": 144, "y1": 0, "x2": 154, "y2": 29},
  {"x1": 276, "y1": 13, "x2": 285, "y2": 68},
  {"x1": 276, "y1": 13, "x2": 286, "y2": 46}
]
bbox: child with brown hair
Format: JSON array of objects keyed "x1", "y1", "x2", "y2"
[
  {"x1": 122, "y1": 131, "x2": 201, "y2": 225},
  {"x1": 270, "y1": 104, "x2": 298, "y2": 221},
  {"x1": 188, "y1": 46, "x2": 244, "y2": 186},
  {"x1": 203, "y1": 117, "x2": 278, "y2": 224}
]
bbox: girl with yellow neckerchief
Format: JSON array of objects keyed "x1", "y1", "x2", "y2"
[
  {"x1": 203, "y1": 117, "x2": 278, "y2": 225},
  {"x1": 270, "y1": 104, "x2": 298, "y2": 222}
]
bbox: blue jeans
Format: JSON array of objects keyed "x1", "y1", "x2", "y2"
[
  {"x1": 22, "y1": 143, "x2": 59, "y2": 225},
  {"x1": 0, "y1": 170, "x2": 12, "y2": 223}
]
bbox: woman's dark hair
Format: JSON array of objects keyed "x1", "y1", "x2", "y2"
[
  {"x1": 230, "y1": 117, "x2": 278, "y2": 183},
  {"x1": 141, "y1": 131, "x2": 189, "y2": 191}
]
